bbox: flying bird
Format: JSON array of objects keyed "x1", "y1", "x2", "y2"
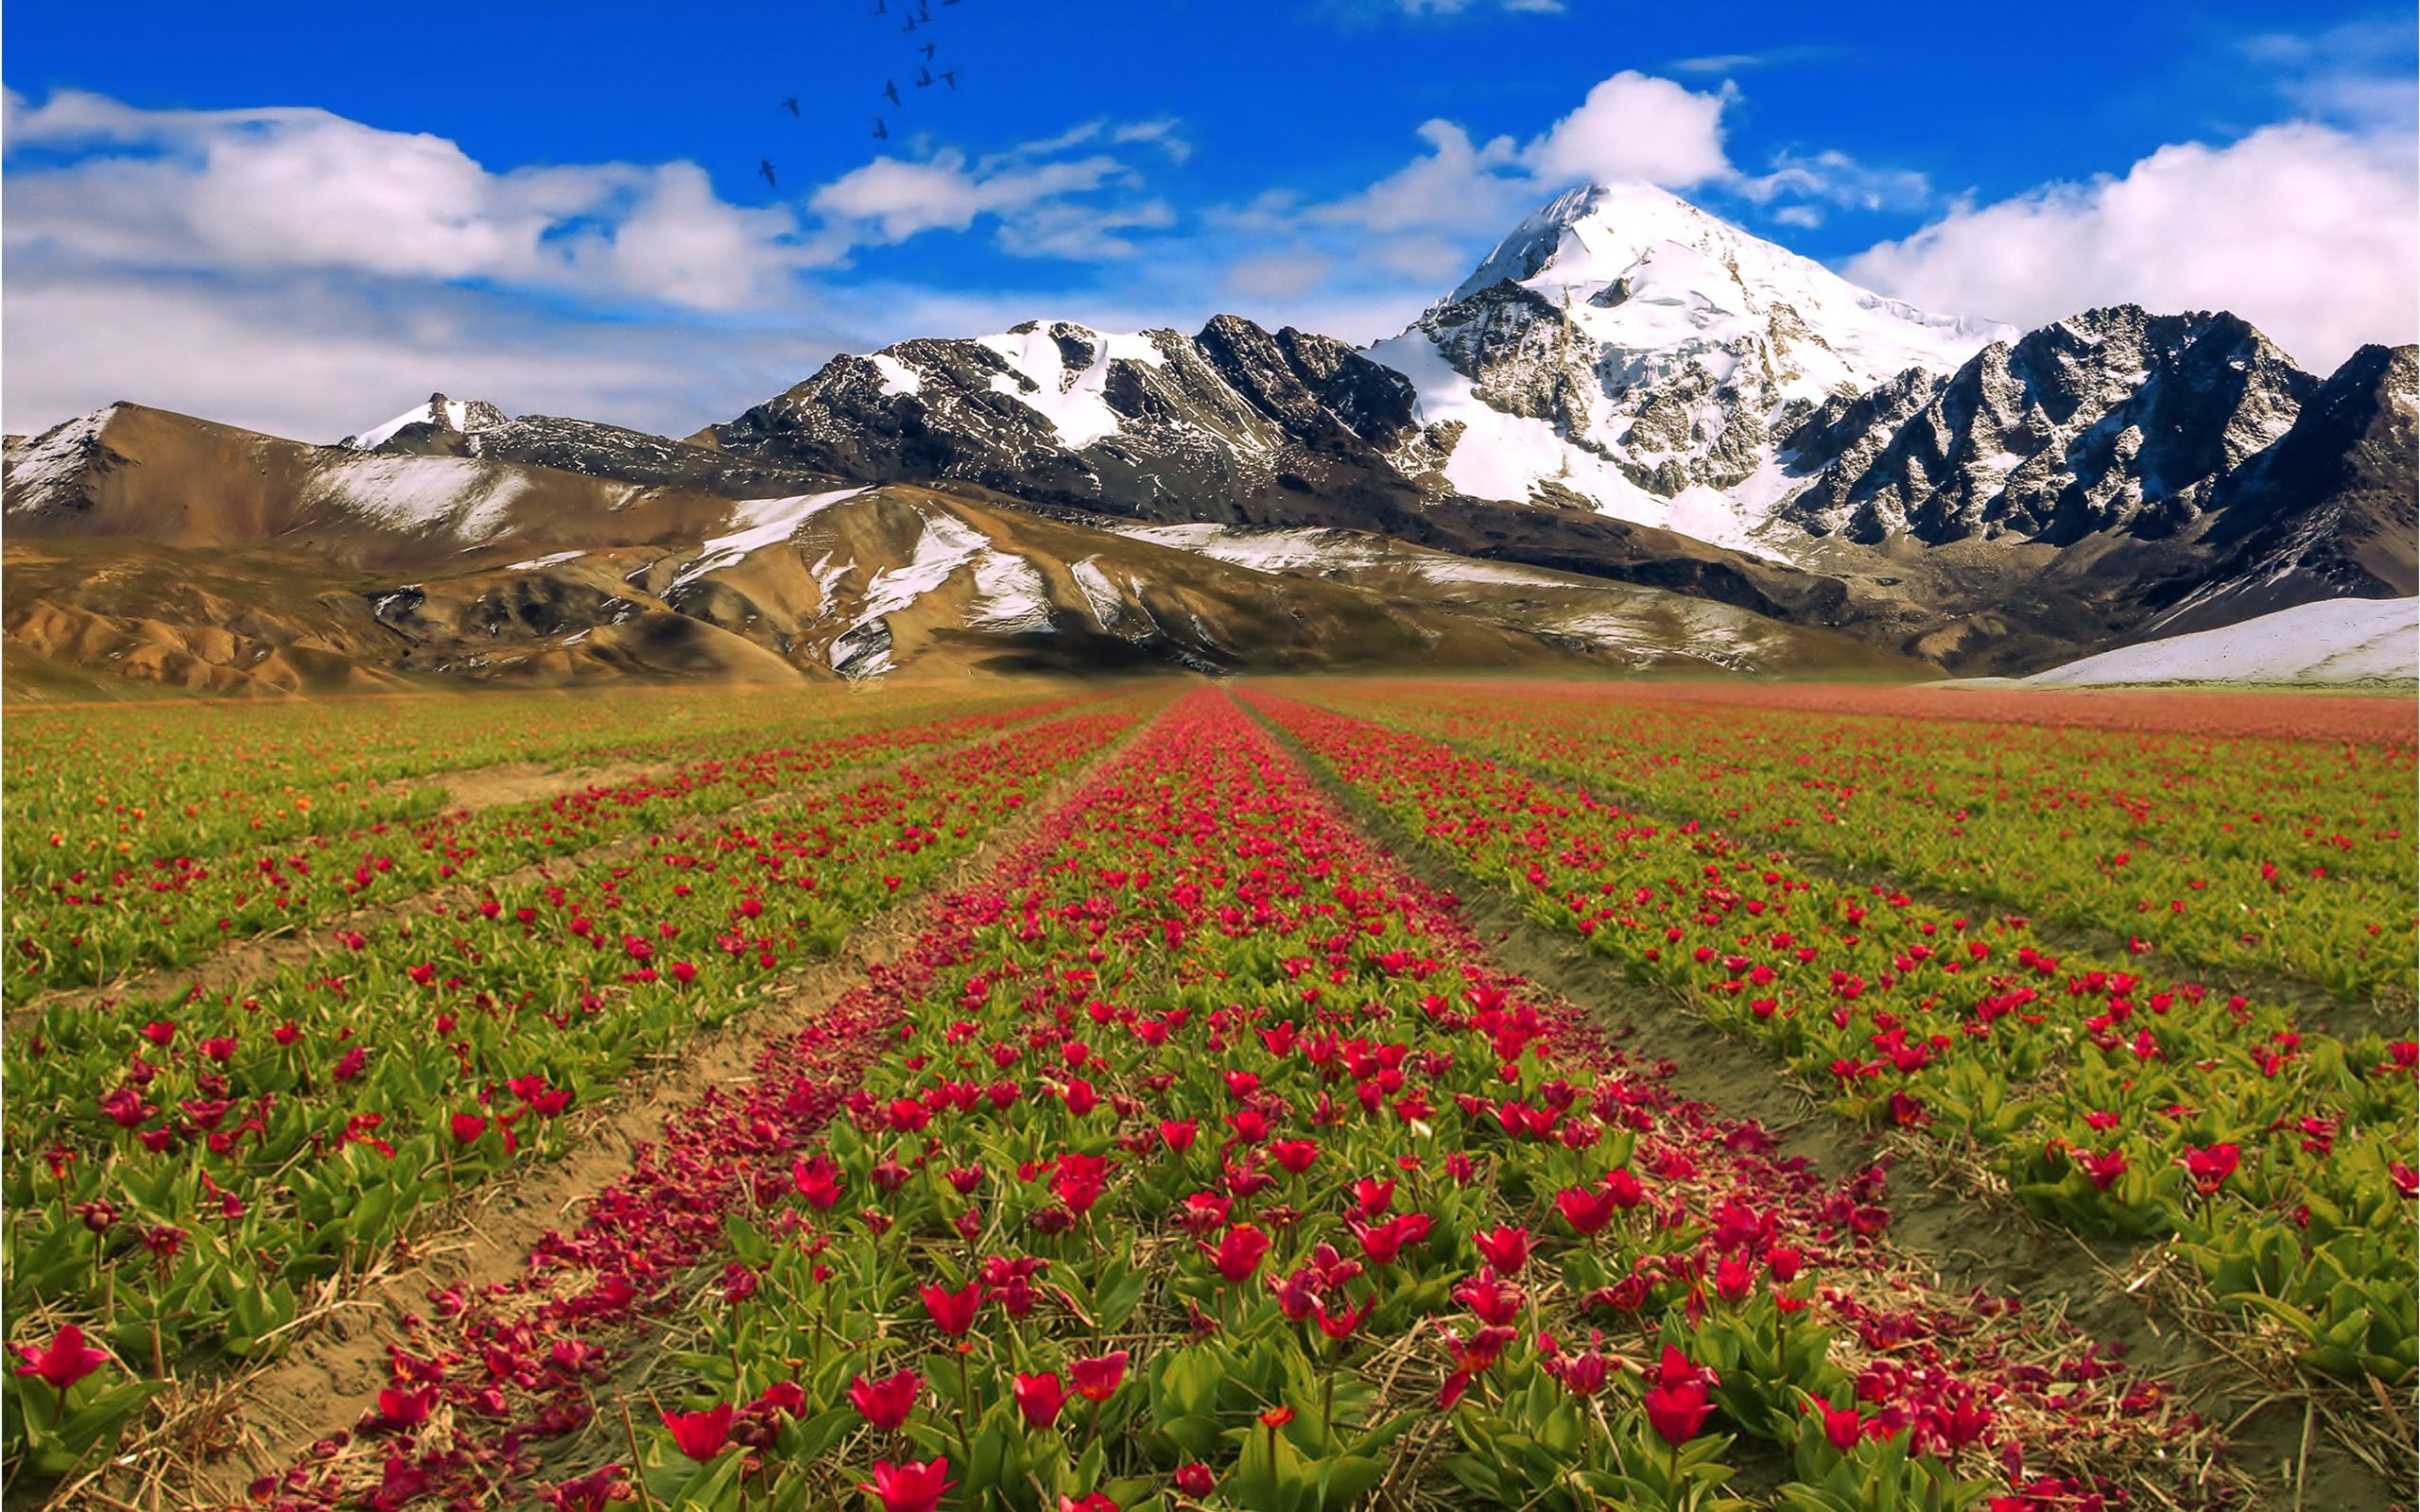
[
  {"x1": 781, "y1": 96, "x2": 800, "y2": 116},
  {"x1": 758, "y1": 159, "x2": 777, "y2": 189},
  {"x1": 901, "y1": 12, "x2": 920, "y2": 31},
  {"x1": 915, "y1": 0, "x2": 932, "y2": 18},
  {"x1": 939, "y1": 68, "x2": 958, "y2": 89},
  {"x1": 919, "y1": 41, "x2": 937, "y2": 60},
  {"x1": 872, "y1": 0, "x2": 887, "y2": 10},
  {"x1": 873, "y1": 115, "x2": 890, "y2": 140},
  {"x1": 882, "y1": 78, "x2": 902, "y2": 105},
  {"x1": 916, "y1": 65, "x2": 933, "y2": 88}
]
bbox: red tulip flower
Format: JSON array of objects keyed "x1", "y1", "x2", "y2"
[
  {"x1": 1206, "y1": 1224, "x2": 1271, "y2": 1283},
  {"x1": 1174, "y1": 1462, "x2": 1217, "y2": 1496},
  {"x1": 11, "y1": 1324, "x2": 109, "y2": 1392},
  {"x1": 1555, "y1": 1184, "x2": 1618, "y2": 1235},
  {"x1": 2180, "y1": 1143, "x2": 2240, "y2": 1195},
  {"x1": 1011, "y1": 1371, "x2": 1068, "y2": 1430},
  {"x1": 451, "y1": 1113, "x2": 488, "y2": 1145},
  {"x1": 920, "y1": 1280, "x2": 980, "y2": 1337},
  {"x1": 858, "y1": 1457, "x2": 956, "y2": 1512},
  {"x1": 1068, "y1": 1349, "x2": 1129, "y2": 1402},
  {"x1": 1819, "y1": 1401, "x2": 1864, "y2": 1452},
  {"x1": 849, "y1": 1368, "x2": 923, "y2": 1430},
  {"x1": 1471, "y1": 1225, "x2": 1531, "y2": 1275},
  {"x1": 1270, "y1": 1139, "x2": 1320, "y2": 1175},
  {"x1": 1601, "y1": 1168, "x2": 1647, "y2": 1209},
  {"x1": 661, "y1": 1402, "x2": 734, "y2": 1461},
  {"x1": 795, "y1": 1154, "x2": 846, "y2": 1210},
  {"x1": 1644, "y1": 1380, "x2": 1714, "y2": 1446},
  {"x1": 2080, "y1": 1147, "x2": 2129, "y2": 1191}
]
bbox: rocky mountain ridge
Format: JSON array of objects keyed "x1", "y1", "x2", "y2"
[{"x1": 5, "y1": 180, "x2": 2411, "y2": 691}]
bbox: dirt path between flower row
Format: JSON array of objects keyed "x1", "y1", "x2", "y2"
[
  {"x1": 5, "y1": 711, "x2": 1091, "y2": 1040},
  {"x1": 1243, "y1": 700, "x2": 2403, "y2": 1512},
  {"x1": 121, "y1": 697, "x2": 1174, "y2": 1512}
]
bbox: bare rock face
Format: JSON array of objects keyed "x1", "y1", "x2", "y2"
[{"x1": 1777, "y1": 307, "x2": 2318, "y2": 546}]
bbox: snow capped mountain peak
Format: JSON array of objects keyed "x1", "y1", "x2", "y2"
[
  {"x1": 342, "y1": 393, "x2": 510, "y2": 451},
  {"x1": 1447, "y1": 180, "x2": 2008, "y2": 390},
  {"x1": 1361, "y1": 181, "x2": 2018, "y2": 547}
]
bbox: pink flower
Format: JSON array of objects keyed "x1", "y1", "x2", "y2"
[{"x1": 11, "y1": 1324, "x2": 109, "y2": 1392}]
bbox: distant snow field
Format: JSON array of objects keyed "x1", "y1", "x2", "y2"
[{"x1": 2019, "y1": 597, "x2": 2418, "y2": 687}]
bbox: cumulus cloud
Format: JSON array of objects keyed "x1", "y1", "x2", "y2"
[
  {"x1": 1845, "y1": 122, "x2": 2417, "y2": 373},
  {"x1": 0, "y1": 89, "x2": 1193, "y2": 438},
  {"x1": 1526, "y1": 72, "x2": 1734, "y2": 189},
  {"x1": 3, "y1": 90, "x2": 809, "y2": 311},
  {"x1": 808, "y1": 121, "x2": 1180, "y2": 261}
]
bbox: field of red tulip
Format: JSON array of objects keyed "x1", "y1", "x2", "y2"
[
  {"x1": 1245, "y1": 691, "x2": 2416, "y2": 1387},
  {"x1": 1283, "y1": 680, "x2": 2417, "y2": 1000},
  {"x1": 6, "y1": 688, "x2": 1077, "y2": 1003},
  {"x1": 4, "y1": 678, "x2": 2409, "y2": 1511}
]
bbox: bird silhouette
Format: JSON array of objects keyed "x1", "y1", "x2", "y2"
[
  {"x1": 915, "y1": 0, "x2": 932, "y2": 18},
  {"x1": 919, "y1": 41, "x2": 938, "y2": 60},
  {"x1": 882, "y1": 78, "x2": 902, "y2": 105},
  {"x1": 781, "y1": 96, "x2": 800, "y2": 116},
  {"x1": 939, "y1": 68, "x2": 958, "y2": 89},
  {"x1": 915, "y1": 65, "x2": 933, "y2": 88},
  {"x1": 873, "y1": 115, "x2": 890, "y2": 140},
  {"x1": 758, "y1": 159, "x2": 777, "y2": 189},
  {"x1": 872, "y1": 0, "x2": 887, "y2": 11}
]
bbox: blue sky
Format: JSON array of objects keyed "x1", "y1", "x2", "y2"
[{"x1": 5, "y1": 0, "x2": 2412, "y2": 440}]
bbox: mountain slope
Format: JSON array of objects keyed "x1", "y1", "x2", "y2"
[{"x1": 9, "y1": 404, "x2": 1909, "y2": 692}]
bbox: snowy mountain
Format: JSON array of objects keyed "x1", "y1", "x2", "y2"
[
  {"x1": 338, "y1": 393, "x2": 510, "y2": 451},
  {"x1": 1365, "y1": 182, "x2": 2011, "y2": 545},
  {"x1": 11, "y1": 402, "x2": 1890, "y2": 693},
  {"x1": 6, "y1": 180, "x2": 2411, "y2": 691}
]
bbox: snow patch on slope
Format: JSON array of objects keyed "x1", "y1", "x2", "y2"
[
  {"x1": 856, "y1": 507, "x2": 1055, "y2": 636},
  {"x1": 2023, "y1": 597, "x2": 2418, "y2": 686},
  {"x1": 976, "y1": 324, "x2": 1167, "y2": 449},
  {"x1": 2, "y1": 405, "x2": 119, "y2": 509},
  {"x1": 303, "y1": 455, "x2": 535, "y2": 541},
  {"x1": 672, "y1": 488, "x2": 869, "y2": 587}
]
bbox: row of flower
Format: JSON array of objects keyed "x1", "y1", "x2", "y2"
[
  {"x1": 5, "y1": 684, "x2": 997, "y2": 892},
  {"x1": 207, "y1": 690, "x2": 2198, "y2": 1512},
  {"x1": 1310, "y1": 681, "x2": 2416, "y2": 1001},
  {"x1": 1249, "y1": 690, "x2": 2417, "y2": 1390},
  {"x1": 2, "y1": 700, "x2": 1147, "y2": 1482},
  {"x1": 7, "y1": 692, "x2": 1086, "y2": 1005}
]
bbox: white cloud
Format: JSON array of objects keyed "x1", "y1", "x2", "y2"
[
  {"x1": 1, "y1": 266, "x2": 847, "y2": 444},
  {"x1": 4, "y1": 90, "x2": 809, "y2": 311},
  {"x1": 1734, "y1": 149, "x2": 1930, "y2": 215},
  {"x1": 807, "y1": 124, "x2": 1178, "y2": 261},
  {"x1": 1845, "y1": 122, "x2": 2417, "y2": 373},
  {"x1": 0, "y1": 90, "x2": 1196, "y2": 439},
  {"x1": 1526, "y1": 71, "x2": 1734, "y2": 189}
]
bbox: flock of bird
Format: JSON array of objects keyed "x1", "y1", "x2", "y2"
[{"x1": 758, "y1": 0, "x2": 968, "y2": 189}]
